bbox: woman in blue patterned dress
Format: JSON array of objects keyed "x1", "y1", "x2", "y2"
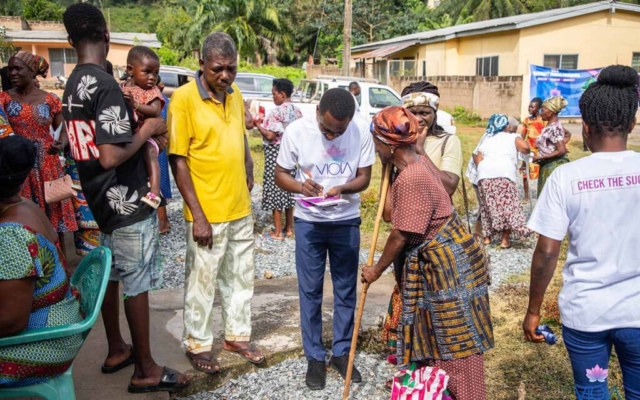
[{"x1": 0, "y1": 136, "x2": 83, "y2": 388}]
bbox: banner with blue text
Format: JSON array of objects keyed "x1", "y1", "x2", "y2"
[{"x1": 529, "y1": 65, "x2": 602, "y2": 117}]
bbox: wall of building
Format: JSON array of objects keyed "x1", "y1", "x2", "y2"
[
  {"x1": 0, "y1": 16, "x2": 27, "y2": 30},
  {"x1": 390, "y1": 75, "x2": 523, "y2": 119},
  {"x1": 518, "y1": 9, "x2": 640, "y2": 117}
]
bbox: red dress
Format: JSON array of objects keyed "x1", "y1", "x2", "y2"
[{"x1": 0, "y1": 92, "x2": 78, "y2": 233}]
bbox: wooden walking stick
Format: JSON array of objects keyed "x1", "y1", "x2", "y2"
[{"x1": 342, "y1": 164, "x2": 392, "y2": 400}]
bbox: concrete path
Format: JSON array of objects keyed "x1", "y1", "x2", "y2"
[{"x1": 15, "y1": 240, "x2": 396, "y2": 400}]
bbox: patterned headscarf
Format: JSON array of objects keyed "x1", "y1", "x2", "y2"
[
  {"x1": 370, "y1": 106, "x2": 420, "y2": 147},
  {"x1": 12, "y1": 51, "x2": 49, "y2": 78},
  {"x1": 485, "y1": 114, "x2": 509, "y2": 136},
  {"x1": 401, "y1": 91, "x2": 440, "y2": 111},
  {"x1": 543, "y1": 96, "x2": 568, "y2": 114}
]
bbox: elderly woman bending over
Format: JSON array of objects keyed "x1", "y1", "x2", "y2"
[{"x1": 362, "y1": 106, "x2": 493, "y2": 400}]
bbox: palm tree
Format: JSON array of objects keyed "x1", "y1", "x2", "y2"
[
  {"x1": 436, "y1": 0, "x2": 529, "y2": 22},
  {"x1": 188, "y1": 0, "x2": 293, "y2": 65}
]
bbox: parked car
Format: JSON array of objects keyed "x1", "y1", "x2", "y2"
[
  {"x1": 159, "y1": 66, "x2": 196, "y2": 98},
  {"x1": 235, "y1": 73, "x2": 275, "y2": 99},
  {"x1": 250, "y1": 75, "x2": 457, "y2": 134}
]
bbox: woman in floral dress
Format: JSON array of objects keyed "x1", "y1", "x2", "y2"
[
  {"x1": 0, "y1": 52, "x2": 77, "y2": 256},
  {"x1": 255, "y1": 78, "x2": 302, "y2": 240}
]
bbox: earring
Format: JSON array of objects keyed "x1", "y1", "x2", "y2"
[{"x1": 390, "y1": 147, "x2": 395, "y2": 154}]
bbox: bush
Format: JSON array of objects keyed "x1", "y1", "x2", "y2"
[
  {"x1": 238, "y1": 62, "x2": 306, "y2": 86},
  {"x1": 157, "y1": 46, "x2": 179, "y2": 66},
  {"x1": 450, "y1": 106, "x2": 482, "y2": 126},
  {"x1": 178, "y1": 57, "x2": 199, "y2": 71}
]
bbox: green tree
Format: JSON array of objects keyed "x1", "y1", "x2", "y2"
[
  {"x1": 0, "y1": 0, "x2": 23, "y2": 16},
  {"x1": 22, "y1": 0, "x2": 64, "y2": 21},
  {"x1": 0, "y1": 27, "x2": 16, "y2": 65},
  {"x1": 436, "y1": 0, "x2": 529, "y2": 22},
  {"x1": 156, "y1": 45, "x2": 179, "y2": 65},
  {"x1": 187, "y1": 0, "x2": 292, "y2": 64},
  {"x1": 420, "y1": 12, "x2": 474, "y2": 30}
]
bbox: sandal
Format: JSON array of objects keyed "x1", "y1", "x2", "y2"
[
  {"x1": 140, "y1": 192, "x2": 161, "y2": 209},
  {"x1": 262, "y1": 231, "x2": 284, "y2": 241},
  {"x1": 222, "y1": 341, "x2": 265, "y2": 365},
  {"x1": 185, "y1": 351, "x2": 220, "y2": 375},
  {"x1": 127, "y1": 366, "x2": 191, "y2": 393},
  {"x1": 101, "y1": 345, "x2": 134, "y2": 374}
]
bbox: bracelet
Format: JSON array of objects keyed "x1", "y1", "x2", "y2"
[
  {"x1": 134, "y1": 101, "x2": 140, "y2": 111},
  {"x1": 301, "y1": 181, "x2": 304, "y2": 194}
]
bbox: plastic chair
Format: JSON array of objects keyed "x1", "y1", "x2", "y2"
[{"x1": 0, "y1": 247, "x2": 112, "y2": 400}]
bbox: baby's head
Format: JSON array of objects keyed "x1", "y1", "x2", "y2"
[{"x1": 126, "y1": 46, "x2": 160, "y2": 90}]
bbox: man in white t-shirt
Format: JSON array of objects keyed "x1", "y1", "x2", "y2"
[
  {"x1": 275, "y1": 88, "x2": 375, "y2": 390},
  {"x1": 523, "y1": 65, "x2": 640, "y2": 398}
]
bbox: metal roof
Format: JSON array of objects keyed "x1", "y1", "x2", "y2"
[
  {"x1": 355, "y1": 42, "x2": 417, "y2": 59},
  {"x1": 352, "y1": 1, "x2": 640, "y2": 53},
  {"x1": 4, "y1": 30, "x2": 161, "y2": 48}
]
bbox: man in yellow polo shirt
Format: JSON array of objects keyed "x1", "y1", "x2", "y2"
[{"x1": 168, "y1": 32, "x2": 263, "y2": 374}]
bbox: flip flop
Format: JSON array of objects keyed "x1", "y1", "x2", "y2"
[
  {"x1": 500, "y1": 244, "x2": 512, "y2": 249},
  {"x1": 223, "y1": 343, "x2": 265, "y2": 365},
  {"x1": 127, "y1": 366, "x2": 191, "y2": 393},
  {"x1": 185, "y1": 351, "x2": 220, "y2": 375},
  {"x1": 262, "y1": 232, "x2": 284, "y2": 241},
  {"x1": 101, "y1": 345, "x2": 134, "y2": 374}
]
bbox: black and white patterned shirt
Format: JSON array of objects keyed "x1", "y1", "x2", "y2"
[{"x1": 62, "y1": 63, "x2": 151, "y2": 233}]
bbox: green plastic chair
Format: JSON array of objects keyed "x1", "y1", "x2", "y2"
[{"x1": 0, "y1": 246, "x2": 112, "y2": 400}]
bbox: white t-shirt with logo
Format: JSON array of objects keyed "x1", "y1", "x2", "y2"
[
  {"x1": 527, "y1": 151, "x2": 640, "y2": 332},
  {"x1": 277, "y1": 115, "x2": 376, "y2": 222}
]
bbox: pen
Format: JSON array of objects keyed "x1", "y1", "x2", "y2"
[{"x1": 302, "y1": 168, "x2": 313, "y2": 180}]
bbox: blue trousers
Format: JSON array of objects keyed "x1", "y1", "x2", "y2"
[
  {"x1": 563, "y1": 325, "x2": 640, "y2": 400},
  {"x1": 295, "y1": 217, "x2": 361, "y2": 362}
]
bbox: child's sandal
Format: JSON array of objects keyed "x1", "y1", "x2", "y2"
[{"x1": 141, "y1": 192, "x2": 161, "y2": 209}]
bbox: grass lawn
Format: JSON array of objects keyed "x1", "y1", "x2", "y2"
[{"x1": 249, "y1": 126, "x2": 636, "y2": 399}]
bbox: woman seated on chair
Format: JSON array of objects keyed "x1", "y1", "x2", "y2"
[{"x1": 0, "y1": 135, "x2": 83, "y2": 388}]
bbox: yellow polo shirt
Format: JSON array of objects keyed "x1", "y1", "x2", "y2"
[{"x1": 168, "y1": 75, "x2": 251, "y2": 223}]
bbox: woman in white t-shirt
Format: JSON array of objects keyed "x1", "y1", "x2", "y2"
[
  {"x1": 524, "y1": 65, "x2": 640, "y2": 399},
  {"x1": 473, "y1": 114, "x2": 530, "y2": 248}
]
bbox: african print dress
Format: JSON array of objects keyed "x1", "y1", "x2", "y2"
[
  {"x1": 261, "y1": 102, "x2": 302, "y2": 212},
  {"x1": 535, "y1": 120, "x2": 569, "y2": 193},
  {"x1": 521, "y1": 115, "x2": 545, "y2": 180},
  {"x1": 0, "y1": 102, "x2": 13, "y2": 138},
  {"x1": 0, "y1": 223, "x2": 83, "y2": 388},
  {"x1": 0, "y1": 92, "x2": 77, "y2": 233},
  {"x1": 65, "y1": 155, "x2": 100, "y2": 256}
]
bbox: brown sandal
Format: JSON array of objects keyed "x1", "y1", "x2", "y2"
[{"x1": 185, "y1": 351, "x2": 220, "y2": 375}]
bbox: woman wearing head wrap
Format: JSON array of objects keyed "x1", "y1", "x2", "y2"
[
  {"x1": 533, "y1": 95, "x2": 570, "y2": 193},
  {"x1": 0, "y1": 51, "x2": 77, "y2": 258},
  {"x1": 472, "y1": 114, "x2": 531, "y2": 248},
  {"x1": 401, "y1": 81, "x2": 462, "y2": 196},
  {"x1": 363, "y1": 106, "x2": 493, "y2": 400}
]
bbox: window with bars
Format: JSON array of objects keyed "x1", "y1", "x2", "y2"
[
  {"x1": 632, "y1": 53, "x2": 640, "y2": 72},
  {"x1": 543, "y1": 54, "x2": 578, "y2": 70},
  {"x1": 476, "y1": 56, "x2": 499, "y2": 77}
]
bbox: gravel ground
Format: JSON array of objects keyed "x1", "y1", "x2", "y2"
[
  {"x1": 170, "y1": 177, "x2": 540, "y2": 400},
  {"x1": 176, "y1": 353, "x2": 396, "y2": 400}
]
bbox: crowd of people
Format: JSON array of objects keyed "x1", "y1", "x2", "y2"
[{"x1": 1, "y1": 2, "x2": 640, "y2": 399}]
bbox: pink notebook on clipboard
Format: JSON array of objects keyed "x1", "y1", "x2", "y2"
[{"x1": 297, "y1": 196, "x2": 349, "y2": 208}]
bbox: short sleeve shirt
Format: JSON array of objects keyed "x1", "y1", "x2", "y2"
[
  {"x1": 424, "y1": 133, "x2": 462, "y2": 177},
  {"x1": 62, "y1": 64, "x2": 152, "y2": 233},
  {"x1": 276, "y1": 115, "x2": 376, "y2": 222},
  {"x1": 536, "y1": 120, "x2": 564, "y2": 156},
  {"x1": 527, "y1": 151, "x2": 640, "y2": 332},
  {"x1": 167, "y1": 74, "x2": 251, "y2": 223},
  {"x1": 392, "y1": 156, "x2": 453, "y2": 245},
  {"x1": 262, "y1": 102, "x2": 303, "y2": 145}
]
